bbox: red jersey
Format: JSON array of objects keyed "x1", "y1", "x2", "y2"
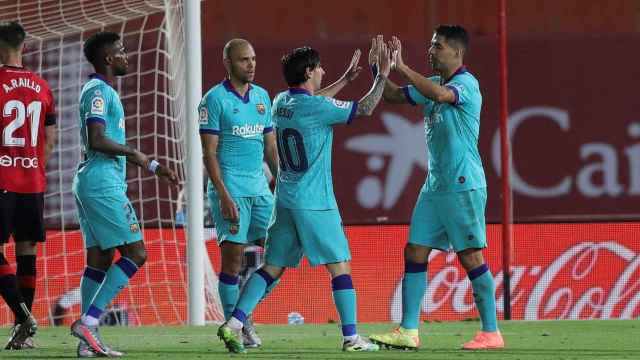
[{"x1": 0, "y1": 65, "x2": 56, "y2": 193}]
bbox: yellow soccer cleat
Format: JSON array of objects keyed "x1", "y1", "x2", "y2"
[
  {"x1": 217, "y1": 322, "x2": 247, "y2": 354},
  {"x1": 369, "y1": 327, "x2": 420, "y2": 350}
]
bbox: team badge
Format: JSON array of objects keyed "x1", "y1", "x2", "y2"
[
  {"x1": 130, "y1": 223, "x2": 140, "y2": 233},
  {"x1": 256, "y1": 103, "x2": 266, "y2": 114},
  {"x1": 199, "y1": 107, "x2": 208, "y2": 124},
  {"x1": 91, "y1": 97, "x2": 105, "y2": 115}
]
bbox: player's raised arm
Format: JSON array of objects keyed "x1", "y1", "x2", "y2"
[
  {"x1": 367, "y1": 35, "x2": 407, "y2": 104},
  {"x1": 354, "y1": 40, "x2": 391, "y2": 116},
  {"x1": 315, "y1": 49, "x2": 362, "y2": 98},
  {"x1": 390, "y1": 36, "x2": 456, "y2": 104}
]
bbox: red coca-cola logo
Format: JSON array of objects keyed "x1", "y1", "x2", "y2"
[{"x1": 390, "y1": 241, "x2": 640, "y2": 321}]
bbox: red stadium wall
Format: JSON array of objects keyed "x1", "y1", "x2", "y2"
[
  {"x1": 1, "y1": 224, "x2": 638, "y2": 326},
  {"x1": 199, "y1": 37, "x2": 640, "y2": 223}
]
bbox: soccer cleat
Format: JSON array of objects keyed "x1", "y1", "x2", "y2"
[
  {"x1": 70, "y1": 320, "x2": 108, "y2": 356},
  {"x1": 5, "y1": 335, "x2": 37, "y2": 350},
  {"x1": 77, "y1": 340, "x2": 125, "y2": 358},
  {"x1": 217, "y1": 322, "x2": 246, "y2": 354},
  {"x1": 5, "y1": 313, "x2": 38, "y2": 350},
  {"x1": 462, "y1": 331, "x2": 505, "y2": 350},
  {"x1": 242, "y1": 316, "x2": 262, "y2": 348},
  {"x1": 369, "y1": 327, "x2": 420, "y2": 350},
  {"x1": 342, "y1": 335, "x2": 380, "y2": 352}
]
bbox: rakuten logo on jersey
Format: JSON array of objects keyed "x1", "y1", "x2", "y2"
[
  {"x1": 232, "y1": 124, "x2": 264, "y2": 138},
  {"x1": 0, "y1": 155, "x2": 39, "y2": 168}
]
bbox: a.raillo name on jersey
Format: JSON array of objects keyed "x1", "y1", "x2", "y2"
[
  {"x1": 232, "y1": 123, "x2": 264, "y2": 138},
  {"x1": 2, "y1": 77, "x2": 41, "y2": 93}
]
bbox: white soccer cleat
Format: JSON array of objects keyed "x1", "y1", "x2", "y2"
[
  {"x1": 77, "y1": 340, "x2": 124, "y2": 357},
  {"x1": 342, "y1": 335, "x2": 380, "y2": 352}
]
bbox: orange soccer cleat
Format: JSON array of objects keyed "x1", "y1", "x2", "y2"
[{"x1": 462, "y1": 331, "x2": 505, "y2": 350}]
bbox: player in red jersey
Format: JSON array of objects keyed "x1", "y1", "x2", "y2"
[{"x1": 0, "y1": 21, "x2": 56, "y2": 350}]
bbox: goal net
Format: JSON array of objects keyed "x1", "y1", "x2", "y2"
[{"x1": 0, "y1": 0, "x2": 224, "y2": 326}]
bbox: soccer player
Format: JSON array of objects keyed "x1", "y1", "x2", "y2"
[
  {"x1": 70, "y1": 31, "x2": 177, "y2": 357},
  {"x1": 199, "y1": 39, "x2": 278, "y2": 348},
  {"x1": 217, "y1": 43, "x2": 392, "y2": 353},
  {"x1": 0, "y1": 21, "x2": 56, "y2": 350},
  {"x1": 368, "y1": 27, "x2": 505, "y2": 350}
]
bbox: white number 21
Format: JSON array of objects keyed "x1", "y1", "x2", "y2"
[{"x1": 2, "y1": 100, "x2": 42, "y2": 147}]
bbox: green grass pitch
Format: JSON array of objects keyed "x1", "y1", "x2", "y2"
[{"x1": 1, "y1": 320, "x2": 638, "y2": 359}]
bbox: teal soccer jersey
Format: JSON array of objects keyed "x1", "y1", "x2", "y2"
[
  {"x1": 271, "y1": 88, "x2": 357, "y2": 210},
  {"x1": 75, "y1": 73, "x2": 127, "y2": 192},
  {"x1": 402, "y1": 66, "x2": 486, "y2": 192},
  {"x1": 73, "y1": 73, "x2": 142, "y2": 249},
  {"x1": 199, "y1": 79, "x2": 272, "y2": 197}
]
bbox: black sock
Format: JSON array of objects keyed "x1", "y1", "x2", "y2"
[
  {"x1": 16, "y1": 255, "x2": 36, "y2": 312},
  {"x1": 0, "y1": 254, "x2": 28, "y2": 323}
]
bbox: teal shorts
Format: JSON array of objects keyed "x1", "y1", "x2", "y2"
[
  {"x1": 408, "y1": 188, "x2": 487, "y2": 252},
  {"x1": 208, "y1": 192, "x2": 274, "y2": 245},
  {"x1": 74, "y1": 191, "x2": 143, "y2": 250},
  {"x1": 264, "y1": 206, "x2": 351, "y2": 267}
]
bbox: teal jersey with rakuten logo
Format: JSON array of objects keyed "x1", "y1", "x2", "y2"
[
  {"x1": 402, "y1": 66, "x2": 486, "y2": 193},
  {"x1": 272, "y1": 88, "x2": 357, "y2": 210},
  {"x1": 74, "y1": 73, "x2": 127, "y2": 193},
  {"x1": 199, "y1": 79, "x2": 272, "y2": 197}
]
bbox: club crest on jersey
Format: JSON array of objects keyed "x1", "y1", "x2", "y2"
[
  {"x1": 130, "y1": 223, "x2": 140, "y2": 233},
  {"x1": 91, "y1": 97, "x2": 105, "y2": 115},
  {"x1": 256, "y1": 103, "x2": 266, "y2": 115},
  {"x1": 199, "y1": 107, "x2": 208, "y2": 124}
]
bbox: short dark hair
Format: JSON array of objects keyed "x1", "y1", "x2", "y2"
[
  {"x1": 0, "y1": 21, "x2": 26, "y2": 50},
  {"x1": 435, "y1": 24, "x2": 469, "y2": 51},
  {"x1": 281, "y1": 47, "x2": 320, "y2": 87},
  {"x1": 83, "y1": 31, "x2": 121, "y2": 66}
]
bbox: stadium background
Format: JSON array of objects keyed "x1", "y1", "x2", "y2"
[{"x1": 1, "y1": 0, "x2": 639, "y2": 326}]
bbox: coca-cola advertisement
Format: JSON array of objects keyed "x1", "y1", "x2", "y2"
[
  {"x1": 1, "y1": 223, "x2": 638, "y2": 326},
  {"x1": 254, "y1": 223, "x2": 640, "y2": 323}
]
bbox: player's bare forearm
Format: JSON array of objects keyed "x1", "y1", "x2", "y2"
[
  {"x1": 87, "y1": 123, "x2": 147, "y2": 166},
  {"x1": 44, "y1": 124, "x2": 56, "y2": 165},
  {"x1": 382, "y1": 78, "x2": 408, "y2": 104},
  {"x1": 396, "y1": 63, "x2": 455, "y2": 103},
  {"x1": 263, "y1": 133, "x2": 279, "y2": 180},
  {"x1": 317, "y1": 49, "x2": 361, "y2": 98},
  {"x1": 316, "y1": 77, "x2": 348, "y2": 98},
  {"x1": 356, "y1": 74, "x2": 387, "y2": 116},
  {"x1": 203, "y1": 154, "x2": 228, "y2": 195},
  {"x1": 201, "y1": 134, "x2": 231, "y2": 199}
]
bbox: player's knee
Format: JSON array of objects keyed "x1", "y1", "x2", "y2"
[
  {"x1": 261, "y1": 264, "x2": 285, "y2": 280},
  {"x1": 457, "y1": 248, "x2": 484, "y2": 271},
  {"x1": 221, "y1": 258, "x2": 242, "y2": 277},
  {"x1": 15, "y1": 241, "x2": 38, "y2": 255},
  {"x1": 128, "y1": 249, "x2": 147, "y2": 267},
  {"x1": 404, "y1": 243, "x2": 430, "y2": 264}
]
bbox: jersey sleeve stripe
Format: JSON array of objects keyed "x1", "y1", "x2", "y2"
[
  {"x1": 199, "y1": 129, "x2": 220, "y2": 135},
  {"x1": 86, "y1": 117, "x2": 106, "y2": 126},
  {"x1": 445, "y1": 84, "x2": 460, "y2": 106},
  {"x1": 346, "y1": 101, "x2": 358, "y2": 124},
  {"x1": 263, "y1": 126, "x2": 273, "y2": 134},
  {"x1": 402, "y1": 86, "x2": 417, "y2": 106}
]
